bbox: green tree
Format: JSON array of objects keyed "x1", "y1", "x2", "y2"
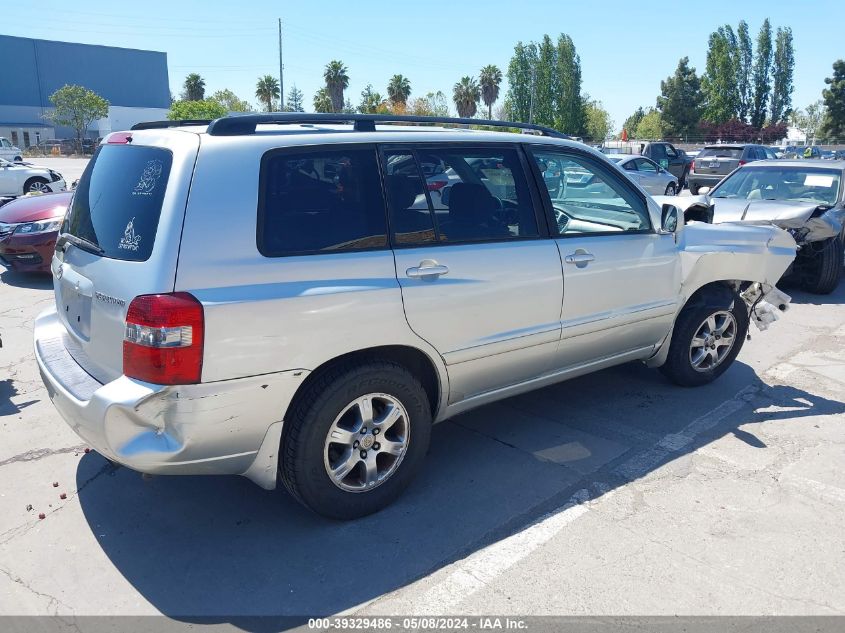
[
  {"x1": 702, "y1": 26, "x2": 740, "y2": 123},
  {"x1": 324, "y1": 60, "x2": 349, "y2": 113},
  {"x1": 554, "y1": 33, "x2": 584, "y2": 135},
  {"x1": 657, "y1": 57, "x2": 703, "y2": 138},
  {"x1": 47, "y1": 85, "x2": 109, "y2": 154},
  {"x1": 285, "y1": 86, "x2": 305, "y2": 112},
  {"x1": 749, "y1": 18, "x2": 773, "y2": 128},
  {"x1": 479, "y1": 64, "x2": 503, "y2": 119},
  {"x1": 313, "y1": 87, "x2": 333, "y2": 113},
  {"x1": 181, "y1": 73, "x2": 206, "y2": 101},
  {"x1": 168, "y1": 99, "x2": 227, "y2": 121},
  {"x1": 736, "y1": 20, "x2": 753, "y2": 121},
  {"x1": 821, "y1": 59, "x2": 845, "y2": 140},
  {"x1": 583, "y1": 98, "x2": 612, "y2": 142},
  {"x1": 255, "y1": 75, "x2": 280, "y2": 112},
  {"x1": 504, "y1": 41, "x2": 538, "y2": 122},
  {"x1": 622, "y1": 107, "x2": 646, "y2": 137},
  {"x1": 358, "y1": 84, "x2": 385, "y2": 113},
  {"x1": 769, "y1": 27, "x2": 795, "y2": 123},
  {"x1": 386, "y1": 74, "x2": 411, "y2": 108},
  {"x1": 532, "y1": 35, "x2": 556, "y2": 127},
  {"x1": 635, "y1": 109, "x2": 664, "y2": 139},
  {"x1": 211, "y1": 89, "x2": 252, "y2": 112},
  {"x1": 791, "y1": 101, "x2": 826, "y2": 145},
  {"x1": 418, "y1": 91, "x2": 450, "y2": 117},
  {"x1": 453, "y1": 76, "x2": 480, "y2": 118}
]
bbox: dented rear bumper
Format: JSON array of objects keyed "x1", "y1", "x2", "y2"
[{"x1": 34, "y1": 306, "x2": 307, "y2": 489}]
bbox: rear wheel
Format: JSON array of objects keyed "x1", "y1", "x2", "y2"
[
  {"x1": 664, "y1": 183, "x2": 677, "y2": 195},
  {"x1": 280, "y1": 360, "x2": 432, "y2": 520},
  {"x1": 660, "y1": 290, "x2": 749, "y2": 387},
  {"x1": 24, "y1": 177, "x2": 50, "y2": 194},
  {"x1": 795, "y1": 236, "x2": 842, "y2": 295},
  {"x1": 689, "y1": 183, "x2": 700, "y2": 195}
]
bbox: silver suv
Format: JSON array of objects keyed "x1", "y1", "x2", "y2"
[{"x1": 35, "y1": 114, "x2": 796, "y2": 519}]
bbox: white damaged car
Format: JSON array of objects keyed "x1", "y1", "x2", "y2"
[
  {"x1": 0, "y1": 158, "x2": 67, "y2": 197},
  {"x1": 666, "y1": 160, "x2": 844, "y2": 294}
]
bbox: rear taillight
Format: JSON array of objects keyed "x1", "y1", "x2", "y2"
[
  {"x1": 738, "y1": 160, "x2": 747, "y2": 166},
  {"x1": 427, "y1": 180, "x2": 447, "y2": 192},
  {"x1": 690, "y1": 160, "x2": 695, "y2": 173},
  {"x1": 123, "y1": 293, "x2": 204, "y2": 385}
]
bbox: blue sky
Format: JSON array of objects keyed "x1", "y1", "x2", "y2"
[{"x1": 3, "y1": 0, "x2": 843, "y2": 129}]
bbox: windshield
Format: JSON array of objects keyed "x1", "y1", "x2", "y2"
[
  {"x1": 711, "y1": 167, "x2": 841, "y2": 206},
  {"x1": 699, "y1": 147, "x2": 743, "y2": 159}
]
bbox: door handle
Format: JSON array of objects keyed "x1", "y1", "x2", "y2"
[
  {"x1": 564, "y1": 252, "x2": 595, "y2": 266},
  {"x1": 406, "y1": 260, "x2": 449, "y2": 280}
]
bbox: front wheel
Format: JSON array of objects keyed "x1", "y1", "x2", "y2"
[
  {"x1": 280, "y1": 360, "x2": 432, "y2": 519},
  {"x1": 664, "y1": 183, "x2": 677, "y2": 195},
  {"x1": 24, "y1": 177, "x2": 50, "y2": 194},
  {"x1": 798, "y1": 236, "x2": 843, "y2": 295},
  {"x1": 689, "y1": 183, "x2": 700, "y2": 195},
  {"x1": 660, "y1": 290, "x2": 749, "y2": 387}
]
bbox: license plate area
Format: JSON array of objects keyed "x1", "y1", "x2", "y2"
[
  {"x1": 708, "y1": 161, "x2": 719, "y2": 168},
  {"x1": 58, "y1": 267, "x2": 93, "y2": 341}
]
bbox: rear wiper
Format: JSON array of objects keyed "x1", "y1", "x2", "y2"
[{"x1": 56, "y1": 233, "x2": 105, "y2": 256}]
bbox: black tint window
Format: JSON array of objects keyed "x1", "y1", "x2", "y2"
[
  {"x1": 63, "y1": 144, "x2": 172, "y2": 261},
  {"x1": 383, "y1": 151, "x2": 438, "y2": 245},
  {"x1": 258, "y1": 148, "x2": 388, "y2": 256}
]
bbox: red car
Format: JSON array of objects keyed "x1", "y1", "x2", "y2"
[{"x1": 0, "y1": 192, "x2": 72, "y2": 273}]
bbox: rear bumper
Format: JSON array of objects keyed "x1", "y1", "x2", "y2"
[
  {"x1": 688, "y1": 174, "x2": 724, "y2": 189},
  {"x1": 34, "y1": 307, "x2": 308, "y2": 489}
]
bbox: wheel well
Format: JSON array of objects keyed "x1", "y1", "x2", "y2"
[
  {"x1": 685, "y1": 281, "x2": 740, "y2": 310},
  {"x1": 283, "y1": 345, "x2": 441, "y2": 424}
]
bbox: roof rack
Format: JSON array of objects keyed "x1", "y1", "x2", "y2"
[
  {"x1": 130, "y1": 119, "x2": 211, "y2": 131},
  {"x1": 201, "y1": 113, "x2": 569, "y2": 139}
]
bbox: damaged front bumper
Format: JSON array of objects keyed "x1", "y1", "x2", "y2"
[
  {"x1": 741, "y1": 283, "x2": 791, "y2": 331},
  {"x1": 34, "y1": 307, "x2": 308, "y2": 489}
]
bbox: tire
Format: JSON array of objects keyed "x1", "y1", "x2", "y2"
[
  {"x1": 798, "y1": 236, "x2": 842, "y2": 295},
  {"x1": 280, "y1": 360, "x2": 432, "y2": 520},
  {"x1": 13, "y1": 156, "x2": 22, "y2": 163},
  {"x1": 23, "y1": 177, "x2": 50, "y2": 194},
  {"x1": 659, "y1": 288, "x2": 749, "y2": 387},
  {"x1": 680, "y1": 168, "x2": 689, "y2": 189},
  {"x1": 664, "y1": 183, "x2": 677, "y2": 196},
  {"x1": 689, "y1": 183, "x2": 700, "y2": 195}
]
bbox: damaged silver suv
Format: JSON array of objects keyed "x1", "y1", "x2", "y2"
[{"x1": 35, "y1": 114, "x2": 796, "y2": 519}]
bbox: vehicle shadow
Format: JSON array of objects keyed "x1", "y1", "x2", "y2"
[
  {"x1": 779, "y1": 267, "x2": 845, "y2": 305},
  {"x1": 0, "y1": 268, "x2": 53, "y2": 290},
  {"x1": 0, "y1": 379, "x2": 39, "y2": 416},
  {"x1": 75, "y1": 360, "x2": 845, "y2": 627}
]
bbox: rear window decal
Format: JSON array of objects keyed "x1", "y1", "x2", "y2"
[
  {"x1": 118, "y1": 218, "x2": 142, "y2": 251},
  {"x1": 133, "y1": 160, "x2": 164, "y2": 196}
]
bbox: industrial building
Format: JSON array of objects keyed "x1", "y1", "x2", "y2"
[{"x1": 0, "y1": 35, "x2": 170, "y2": 148}]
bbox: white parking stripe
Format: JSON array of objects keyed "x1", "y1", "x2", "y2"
[{"x1": 369, "y1": 381, "x2": 769, "y2": 615}]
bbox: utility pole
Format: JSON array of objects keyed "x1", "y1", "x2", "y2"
[
  {"x1": 278, "y1": 18, "x2": 284, "y2": 111},
  {"x1": 528, "y1": 65, "x2": 537, "y2": 124}
]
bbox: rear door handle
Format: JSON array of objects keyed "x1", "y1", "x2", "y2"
[
  {"x1": 406, "y1": 260, "x2": 449, "y2": 280},
  {"x1": 564, "y1": 252, "x2": 595, "y2": 266}
]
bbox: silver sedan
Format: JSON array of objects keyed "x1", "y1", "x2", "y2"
[{"x1": 607, "y1": 154, "x2": 679, "y2": 195}]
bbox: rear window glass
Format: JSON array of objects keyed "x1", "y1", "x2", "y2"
[
  {"x1": 63, "y1": 145, "x2": 172, "y2": 261},
  {"x1": 699, "y1": 147, "x2": 743, "y2": 159},
  {"x1": 258, "y1": 148, "x2": 388, "y2": 256}
]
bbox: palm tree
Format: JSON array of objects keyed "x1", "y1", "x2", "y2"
[
  {"x1": 479, "y1": 65, "x2": 503, "y2": 119},
  {"x1": 323, "y1": 60, "x2": 349, "y2": 113},
  {"x1": 313, "y1": 87, "x2": 333, "y2": 113},
  {"x1": 387, "y1": 74, "x2": 411, "y2": 107},
  {"x1": 452, "y1": 76, "x2": 480, "y2": 118},
  {"x1": 182, "y1": 73, "x2": 206, "y2": 101},
  {"x1": 255, "y1": 75, "x2": 280, "y2": 112}
]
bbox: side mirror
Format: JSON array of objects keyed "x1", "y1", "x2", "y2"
[
  {"x1": 440, "y1": 185, "x2": 451, "y2": 206},
  {"x1": 698, "y1": 186, "x2": 711, "y2": 195},
  {"x1": 660, "y1": 203, "x2": 679, "y2": 233}
]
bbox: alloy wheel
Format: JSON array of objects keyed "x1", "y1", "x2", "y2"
[{"x1": 689, "y1": 311, "x2": 737, "y2": 372}]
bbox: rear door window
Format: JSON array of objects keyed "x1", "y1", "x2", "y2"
[
  {"x1": 699, "y1": 147, "x2": 743, "y2": 159},
  {"x1": 257, "y1": 147, "x2": 388, "y2": 257},
  {"x1": 63, "y1": 144, "x2": 173, "y2": 261}
]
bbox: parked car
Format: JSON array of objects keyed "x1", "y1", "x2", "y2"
[
  {"x1": 607, "y1": 154, "x2": 679, "y2": 195},
  {"x1": 0, "y1": 137, "x2": 23, "y2": 162},
  {"x1": 638, "y1": 142, "x2": 692, "y2": 188},
  {"x1": 767, "y1": 146, "x2": 785, "y2": 159},
  {"x1": 0, "y1": 192, "x2": 73, "y2": 272},
  {"x1": 35, "y1": 114, "x2": 796, "y2": 519},
  {"x1": 34, "y1": 138, "x2": 96, "y2": 155},
  {"x1": 673, "y1": 159, "x2": 845, "y2": 294},
  {"x1": 687, "y1": 144, "x2": 769, "y2": 194},
  {"x1": 0, "y1": 158, "x2": 66, "y2": 196}
]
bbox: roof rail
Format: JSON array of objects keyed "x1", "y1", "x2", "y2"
[
  {"x1": 203, "y1": 113, "x2": 569, "y2": 139},
  {"x1": 130, "y1": 119, "x2": 211, "y2": 131}
]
